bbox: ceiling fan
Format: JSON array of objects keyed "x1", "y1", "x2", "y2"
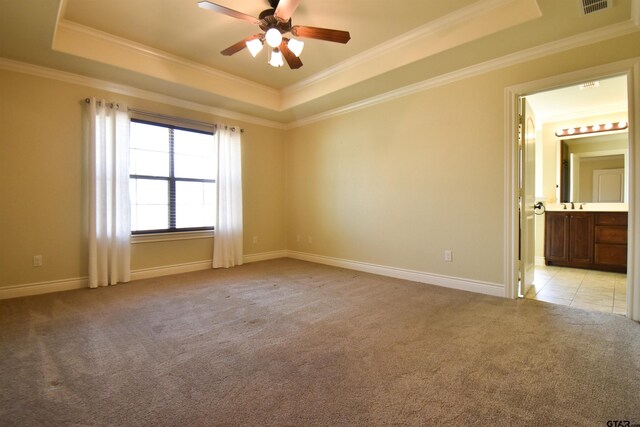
[{"x1": 197, "y1": 0, "x2": 351, "y2": 69}]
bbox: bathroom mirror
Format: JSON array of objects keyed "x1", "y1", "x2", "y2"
[{"x1": 559, "y1": 132, "x2": 628, "y2": 203}]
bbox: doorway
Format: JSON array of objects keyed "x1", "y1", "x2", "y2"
[{"x1": 504, "y1": 60, "x2": 640, "y2": 321}]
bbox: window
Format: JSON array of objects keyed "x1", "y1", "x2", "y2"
[{"x1": 129, "y1": 120, "x2": 217, "y2": 234}]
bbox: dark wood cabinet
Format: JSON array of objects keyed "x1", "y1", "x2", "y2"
[
  {"x1": 545, "y1": 212, "x2": 569, "y2": 263},
  {"x1": 594, "y1": 213, "x2": 628, "y2": 271},
  {"x1": 545, "y1": 211, "x2": 627, "y2": 273},
  {"x1": 568, "y1": 213, "x2": 594, "y2": 267}
]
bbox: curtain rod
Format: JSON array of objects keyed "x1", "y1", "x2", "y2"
[
  {"x1": 83, "y1": 99, "x2": 244, "y2": 133},
  {"x1": 128, "y1": 107, "x2": 244, "y2": 133},
  {"x1": 84, "y1": 98, "x2": 119, "y2": 109}
]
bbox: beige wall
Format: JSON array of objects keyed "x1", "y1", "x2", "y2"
[
  {"x1": 1, "y1": 30, "x2": 639, "y2": 294},
  {"x1": 286, "y1": 77, "x2": 506, "y2": 283},
  {"x1": 287, "y1": 31, "x2": 640, "y2": 285},
  {"x1": 0, "y1": 69, "x2": 286, "y2": 288}
]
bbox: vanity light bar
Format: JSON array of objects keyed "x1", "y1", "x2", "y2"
[{"x1": 555, "y1": 121, "x2": 628, "y2": 137}]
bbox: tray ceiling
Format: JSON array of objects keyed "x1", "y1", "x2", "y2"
[{"x1": 0, "y1": 0, "x2": 637, "y2": 124}]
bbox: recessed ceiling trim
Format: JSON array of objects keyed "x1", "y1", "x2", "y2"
[
  {"x1": 289, "y1": 24, "x2": 639, "y2": 128},
  {"x1": 52, "y1": 19, "x2": 282, "y2": 111},
  {"x1": 0, "y1": 57, "x2": 287, "y2": 130},
  {"x1": 45, "y1": 1, "x2": 639, "y2": 123},
  {"x1": 281, "y1": 0, "x2": 542, "y2": 110},
  {"x1": 54, "y1": 0, "x2": 541, "y2": 114},
  {"x1": 287, "y1": 0, "x2": 537, "y2": 93}
]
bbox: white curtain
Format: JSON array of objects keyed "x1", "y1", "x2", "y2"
[
  {"x1": 87, "y1": 98, "x2": 131, "y2": 287},
  {"x1": 213, "y1": 125, "x2": 243, "y2": 268}
]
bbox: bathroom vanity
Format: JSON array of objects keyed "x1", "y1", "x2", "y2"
[{"x1": 544, "y1": 210, "x2": 627, "y2": 273}]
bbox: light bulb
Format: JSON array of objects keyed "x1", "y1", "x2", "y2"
[
  {"x1": 592, "y1": 124, "x2": 600, "y2": 131},
  {"x1": 269, "y1": 49, "x2": 284, "y2": 67},
  {"x1": 246, "y1": 38, "x2": 264, "y2": 57},
  {"x1": 265, "y1": 28, "x2": 282, "y2": 48},
  {"x1": 568, "y1": 128, "x2": 575, "y2": 135},
  {"x1": 287, "y1": 38, "x2": 304, "y2": 57},
  {"x1": 579, "y1": 126, "x2": 588, "y2": 133},
  {"x1": 555, "y1": 128, "x2": 565, "y2": 136},
  {"x1": 618, "y1": 121, "x2": 628, "y2": 128},
  {"x1": 604, "y1": 122, "x2": 613, "y2": 130}
]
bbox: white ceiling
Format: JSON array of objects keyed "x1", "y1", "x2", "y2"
[
  {"x1": 527, "y1": 75, "x2": 628, "y2": 123},
  {"x1": 61, "y1": 0, "x2": 484, "y2": 89},
  {"x1": 0, "y1": 0, "x2": 638, "y2": 123}
]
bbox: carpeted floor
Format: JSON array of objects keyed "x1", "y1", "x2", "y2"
[{"x1": 1, "y1": 258, "x2": 639, "y2": 426}]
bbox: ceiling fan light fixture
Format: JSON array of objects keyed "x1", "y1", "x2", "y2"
[
  {"x1": 287, "y1": 38, "x2": 304, "y2": 57},
  {"x1": 269, "y1": 49, "x2": 284, "y2": 67},
  {"x1": 265, "y1": 28, "x2": 282, "y2": 48},
  {"x1": 246, "y1": 38, "x2": 264, "y2": 57},
  {"x1": 198, "y1": 0, "x2": 351, "y2": 70}
]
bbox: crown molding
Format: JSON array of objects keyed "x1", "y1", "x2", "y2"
[
  {"x1": 53, "y1": 19, "x2": 282, "y2": 111},
  {"x1": 3, "y1": 18, "x2": 637, "y2": 130},
  {"x1": 288, "y1": 20, "x2": 640, "y2": 128},
  {"x1": 53, "y1": 1, "x2": 540, "y2": 113},
  {"x1": 281, "y1": 0, "x2": 542, "y2": 109},
  {"x1": 286, "y1": 0, "x2": 535, "y2": 94},
  {"x1": 56, "y1": 20, "x2": 271, "y2": 93},
  {"x1": 0, "y1": 57, "x2": 287, "y2": 130}
]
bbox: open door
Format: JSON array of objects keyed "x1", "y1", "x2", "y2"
[{"x1": 519, "y1": 97, "x2": 536, "y2": 297}]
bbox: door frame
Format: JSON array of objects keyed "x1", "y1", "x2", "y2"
[{"x1": 504, "y1": 58, "x2": 640, "y2": 321}]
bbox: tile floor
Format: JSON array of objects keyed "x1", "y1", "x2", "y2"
[{"x1": 525, "y1": 265, "x2": 627, "y2": 315}]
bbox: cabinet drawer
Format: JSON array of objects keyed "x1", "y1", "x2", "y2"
[
  {"x1": 595, "y1": 213, "x2": 627, "y2": 226},
  {"x1": 594, "y1": 243, "x2": 627, "y2": 267},
  {"x1": 595, "y1": 226, "x2": 627, "y2": 244}
]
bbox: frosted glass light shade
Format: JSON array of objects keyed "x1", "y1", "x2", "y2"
[
  {"x1": 265, "y1": 28, "x2": 282, "y2": 48},
  {"x1": 246, "y1": 39, "x2": 263, "y2": 57},
  {"x1": 287, "y1": 38, "x2": 304, "y2": 57},
  {"x1": 269, "y1": 49, "x2": 284, "y2": 67}
]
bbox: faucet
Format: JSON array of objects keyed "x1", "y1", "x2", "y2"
[{"x1": 570, "y1": 202, "x2": 575, "y2": 210}]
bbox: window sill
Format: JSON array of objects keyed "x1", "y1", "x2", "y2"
[{"x1": 131, "y1": 230, "x2": 214, "y2": 244}]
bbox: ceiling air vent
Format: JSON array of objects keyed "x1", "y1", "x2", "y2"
[{"x1": 580, "y1": 0, "x2": 611, "y2": 15}]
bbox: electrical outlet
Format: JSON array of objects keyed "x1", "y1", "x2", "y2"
[
  {"x1": 444, "y1": 250, "x2": 452, "y2": 262},
  {"x1": 33, "y1": 255, "x2": 43, "y2": 267},
  {"x1": 252, "y1": 236, "x2": 258, "y2": 244}
]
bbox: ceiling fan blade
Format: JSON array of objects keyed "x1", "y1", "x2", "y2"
[
  {"x1": 291, "y1": 26, "x2": 351, "y2": 44},
  {"x1": 280, "y1": 39, "x2": 303, "y2": 69},
  {"x1": 274, "y1": 0, "x2": 301, "y2": 23},
  {"x1": 221, "y1": 34, "x2": 262, "y2": 56},
  {"x1": 198, "y1": 1, "x2": 260, "y2": 24}
]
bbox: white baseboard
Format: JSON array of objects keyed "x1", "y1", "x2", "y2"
[
  {"x1": 535, "y1": 256, "x2": 546, "y2": 266},
  {"x1": 287, "y1": 251, "x2": 505, "y2": 297},
  {"x1": 0, "y1": 250, "x2": 289, "y2": 300},
  {"x1": 1, "y1": 250, "x2": 503, "y2": 300},
  {"x1": 130, "y1": 260, "x2": 213, "y2": 281},
  {"x1": 0, "y1": 277, "x2": 88, "y2": 300},
  {"x1": 244, "y1": 250, "x2": 288, "y2": 264}
]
